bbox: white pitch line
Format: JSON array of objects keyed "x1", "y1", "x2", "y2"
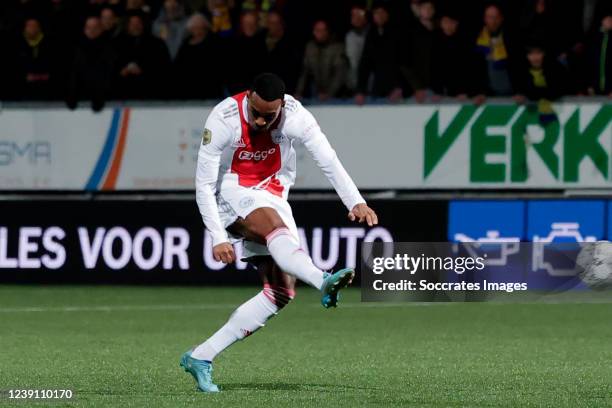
[
  {"x1": 1, "y1": 299, "x2": 609, "y2": 313},
  {"x1": 0, "y1": 304, "x2": 237, "y2": 313},
  {"x1": 0, "y1": 302, "x2": 451, "y2": 313}
]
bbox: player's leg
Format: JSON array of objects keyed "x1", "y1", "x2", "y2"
[
  {"x1": 182, "y1": 258, "x2": 294, "y2": 392},
  {"x1": 254, "y1": 255, "x2": 297, "y2": 309},
  {"x1": 229, "y1": 207, "x2": 355, "y2": 307},
  {"x1": 228, "y1": 207, "x2": 327, "y2": 289},
  {"x1": 190, "y1": 257, "x2": 295, "y2": 361}
]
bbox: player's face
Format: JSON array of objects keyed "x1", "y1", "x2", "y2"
[{"x1": 247, "y1": 91, "x2": 283, "y2": 132}]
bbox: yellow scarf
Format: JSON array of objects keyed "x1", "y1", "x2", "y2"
[
  {"x1": 476, "y1": 28, "x2": 507, "y2": 62},
  {"x1": 211, "y1": 6, "x2": 231, "y2": 33},
  {"x1": 538, "y1": 99, "x2": 553, "y2": 115},
  {"x1": 25, "y1": 32, "x2": 44, "y2": 58},
  {"x1": 529, "y1": 68, "x2": 547, "y2": 87}
]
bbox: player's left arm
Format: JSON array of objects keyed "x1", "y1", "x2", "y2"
[{"x1": 291, "y1": 106, "x2": 378, "y2": 226}]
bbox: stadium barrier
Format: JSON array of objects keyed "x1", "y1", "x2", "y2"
[
  {"x1": 1, "y1": 197, "x2": 610, "y2": 284},
  {"x1": 0, "y1": 199, "x2": 447, "y2": 284},
  {"x1": 0, "y1": 101, "x2": 610, "y2": 191}
]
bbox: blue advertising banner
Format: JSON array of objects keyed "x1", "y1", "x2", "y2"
[
  {"x1": 448, "y1": 201, "x2": 524, "y2": 242},
  {"x1": 526, "y1": 200, "x2": 605, "y2": 242},
  {"x1": 448, "y1": 200, "x2": 610, "y2": 291}
]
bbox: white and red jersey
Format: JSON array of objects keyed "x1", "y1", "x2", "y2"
[{"x1": 196, "y1": 92, "x2": 365, "y2": 246}]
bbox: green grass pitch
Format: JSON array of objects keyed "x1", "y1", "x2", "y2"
[{"x1": 1, "y1": 285, "x2": 611, "y2": 407}]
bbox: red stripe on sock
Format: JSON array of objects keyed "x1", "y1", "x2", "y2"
[
  {"x1": 262, "y1": 288, "x2": 276, "y2": 303},
  {"x1": 262, "y1": 284, "x2": 296, "y2": 306},
  {"x1": 265, "y1": 227, "x2": 290, "y2": 244},
  {"x1": 264, "y1": 283, "x2": 295, "y2": 296}
]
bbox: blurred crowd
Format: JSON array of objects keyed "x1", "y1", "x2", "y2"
[{"x1": 0, "y1": 0, "x2": 611, "y2": 110}]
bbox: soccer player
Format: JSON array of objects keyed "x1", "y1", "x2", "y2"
[{"x1": 181, "y1": 73, "x2": 378, "y2": 392}]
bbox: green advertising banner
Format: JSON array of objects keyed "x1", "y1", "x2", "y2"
[
  {"x1": 421, "y1": 103, "x2": 612, "y2": 188},
  {"x1": 1, "y1": 103, "x2": 610, "y2": 190}
]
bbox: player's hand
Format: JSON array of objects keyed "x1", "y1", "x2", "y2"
[
  {"x1": 348, "y1": 203, "x2": 378, "y2": 227},
  {"x1": 213, "y1": 242, "x2": 235, "y2": 264}
]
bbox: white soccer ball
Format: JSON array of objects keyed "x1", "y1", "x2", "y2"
[{"x1": 577, "y1": 241, "x2": 612, "y2": 290}]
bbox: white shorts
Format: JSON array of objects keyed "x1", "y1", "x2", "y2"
[{"x1": 216, "y1": 177, "x2": 299, "y2": 259}]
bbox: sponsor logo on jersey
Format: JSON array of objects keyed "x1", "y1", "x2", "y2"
[
  {"x1": 238, "y1": 148, "x2": 276, "y2": 161},
  {"x1": 201, "y1": 128, "x2": 212, "y2": 145}
]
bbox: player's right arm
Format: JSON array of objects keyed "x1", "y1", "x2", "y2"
[{"x1": 195, "y1": 108, "x2": 235, "y2": 263}]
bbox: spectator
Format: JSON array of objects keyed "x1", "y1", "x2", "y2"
[
  {"x1": 173, "y1": 13, "x2": 224, "y2": 98},
  {"x1": 66, "y1": 17, "x2": 115, "y2": 111},
  {"x1": 402, "y1": 0, "x2": 437, "y2": 102},
  {"x1": 356, "y1": 4, "x2": 403, "y2": 104},
  {"x1": 1, "y1": 0, "x2": 609, "y2": 103},
  {"x1": 17, "y1": 18, "x2": 53, "y2": 100},
  {"x1": 587, "y1": 14, "x2": 612, "y2": 96},
  {"x1": 473, "y1": 4, "x2": 519, "y2": 99},
  {"x1": 114, "y1": 13, "x2": 171, "y2": 99},
  {"x1": 263, "y1": 11, "x2": 300, "y2": 94},
  {"x1": 226, "y1": 11, "x2": 267, "y2": 93},
  {"x1": 581, "y1": 0, "x2": 612, "y2": 34},
  {"x1": 153, "y1": 0, "x2": 188, "y2": 59},
  {"x1": 206, "y1": 0, "x2": 235, "y2": 37},
  {"x1": 515, "y1": 44, "x2": 570, "y2": 104},
  {"x1": 431, "y1": 13, "x2": 473, "y2": 99},
  {"x1": 100, "y1": 6, "x2": 122, "y2": 40},
  {"x1": 345, "y1": 5, "x2": 368, "y2": 93},
  {"x1": 241, "y1": 0, "x2": 277, "y2": 29},
  {"x1": 409, "y1": 0, "x2": 420, "y2": 18},
  {"x1": 296, "y1": 20, "x2": 348, "y2": 101}
]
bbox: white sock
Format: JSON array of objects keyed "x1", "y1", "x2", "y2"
[
  {"x1": 266, "y1": 228, "x2": 325, "y2": 290},
  {"x1": 191, "y1": 287, "x2": 292, "y2": 361}
]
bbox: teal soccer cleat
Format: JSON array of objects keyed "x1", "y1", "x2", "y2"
[
  {"x1": 180, "y1": 351, "x2": 220, "y2": 393},
  {"x1": 321, "y1": 268, "x2": 355, "y2": 308}
]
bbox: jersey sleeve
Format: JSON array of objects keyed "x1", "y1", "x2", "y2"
[
  {"x1": 288, "y1": 102, "x2": 366, "y2": 211},
  {"x1": 195, "y1": 108, "x2": 233, "y2": 247}
]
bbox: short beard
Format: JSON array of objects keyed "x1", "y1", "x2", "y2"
[{"x1": 250, "y1": 123, "x2": 267, "y2": 133}]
